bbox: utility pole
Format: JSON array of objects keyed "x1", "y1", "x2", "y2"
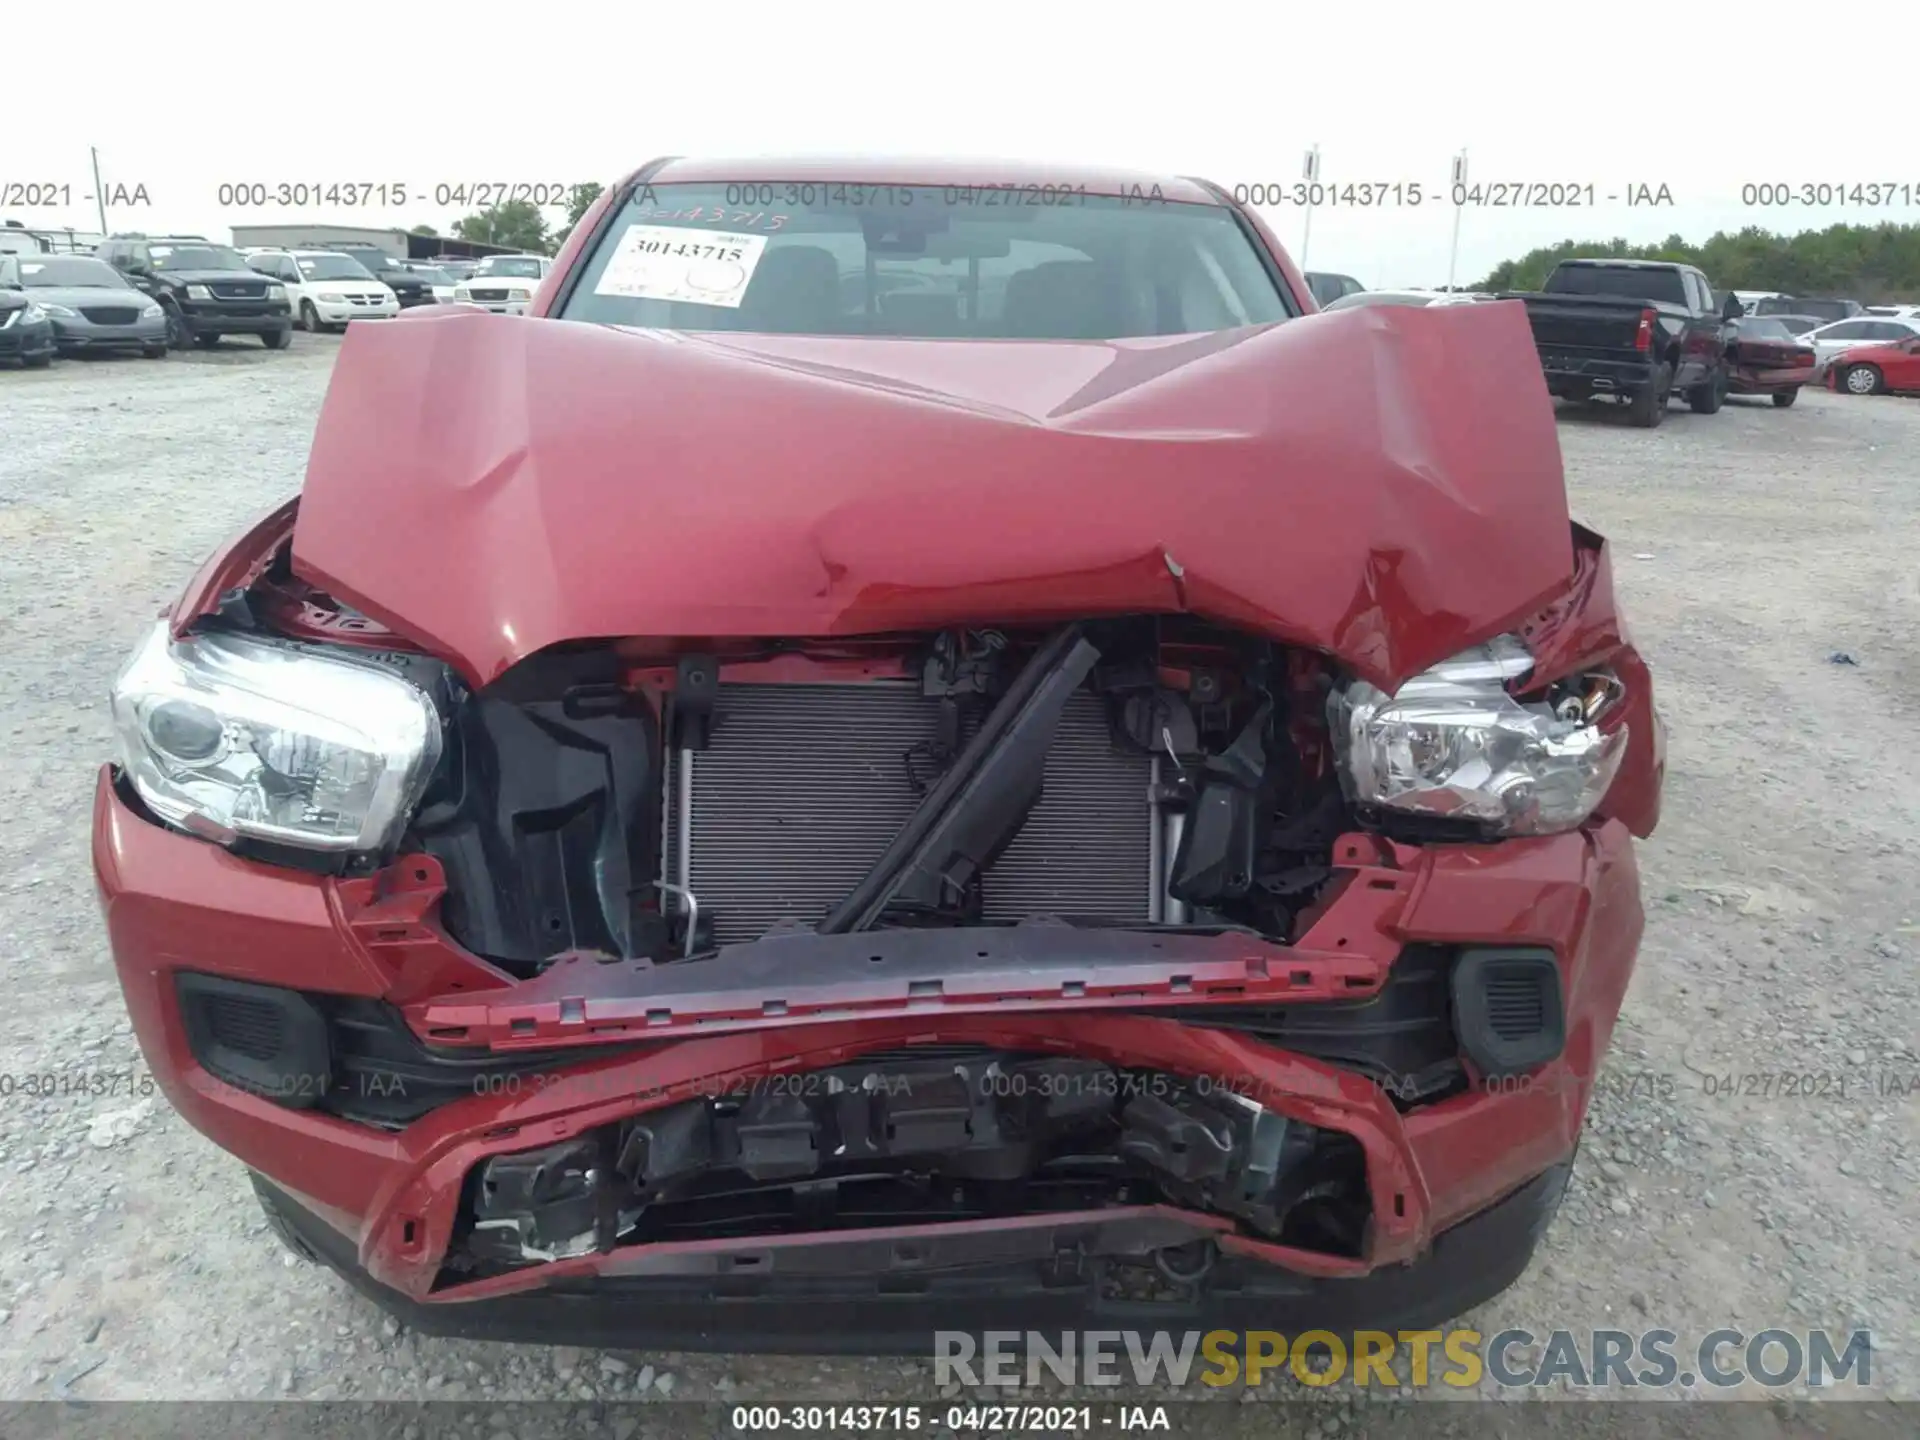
[
  {"x1": 90, "y1": 147, "x2": 108, "y2": 236},
  {"x1": 1446, "y1": 149, "x2": 1468, "y2": 291},
  {"x1": 1299, "y1": 144, "x2": 1321, "y2": 270}
]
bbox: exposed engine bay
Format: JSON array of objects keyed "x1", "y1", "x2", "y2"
[
  {"x1": 400, "y1": 614, "x2": 1356, "y2": 975},
  {"x1": 445, "y1": 1049, "x2": 1369, "y2": 1281}
]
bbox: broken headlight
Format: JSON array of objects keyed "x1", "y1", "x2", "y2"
[
  {"x1": 1328, "y1": 634, "x2": 1627, "y2": 836},
  {"x1": 110, "y1": 621, "x2": 441, "y2": 854}
]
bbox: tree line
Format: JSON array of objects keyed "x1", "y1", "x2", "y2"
[
  {"x1": 406, "y1": 184, "x2": 605, "y2": 254},
  {"x1": 1473, "y1": 223, "x2": 1920, "y2": 301}
]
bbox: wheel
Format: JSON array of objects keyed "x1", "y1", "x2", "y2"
[
  {"x1": 1628, "y1": 363, "x2": 1671, "y2": 428},
  {"x1": 164, "y1": 306, "x2": 192, "y2": 350},
  {"x1": 300, "y1": 301, "x2": 323, "y2": 333},
  {"x1": 193, "y1": 332, "x2": 221, "y2": 348},
  {"x1": 1688, "y1": 363, "x2": 1727, "y2": 414},
  {"x1": 1772, "y1": 387, "x2": 1798, "y2": 408},
  {"x1": 142, "y1": 344, "x2": 167, "y2": 359},
  {"x1": 1843, "y1": 363, "x2": 1884, "y2": 396},
  {"x1": 261, "y1": 327, "x2": 291, "y2": 350}
]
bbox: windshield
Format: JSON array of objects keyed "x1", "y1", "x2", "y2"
[
  {"x1": 1735, "y1": 318, "x2": 1795, "y2": 342},
  {"x1": 149, "y1": 245, "x2": 251, "y2": 272},
  {"x1": 296, "y1": 255, "x2": 377, "y2": 281},
  {"x1": 14, "y1": 257, "x2": 127, "y2": 288},
  {"x1": 476, "y1": 256, "x2": 545, "y2": 278},
  {"x1": 560, "y1": 182, "x2": 1290, "y2": 338},
  {"x1": 338, "y1": 250, "x2": 393, "y2": 271},
  {"x1": 409, "y1": 266, "x2": 453, "y2": 284},
  {"x1": 1783, "y1": 299, "x2": 1856, "y2": 323},
  {"x1": 1544, "y1": 264, "x2": 1686, "y2": 305}
]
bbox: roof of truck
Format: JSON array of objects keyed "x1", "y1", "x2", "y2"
[{"x1": 628, "y1": 155, "x2": 1223, "y2": 206}]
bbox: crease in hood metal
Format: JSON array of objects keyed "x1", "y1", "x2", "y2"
[{"x1": 290, "y1": 302, "x2": 1574, "y2": 691}]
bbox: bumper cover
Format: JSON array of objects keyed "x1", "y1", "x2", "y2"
[
  {"x1": 180, "y1": 303, "x2": 292, "y2": 335},
  {"x1": 1538, "y1": 353, "x2": 1659, "y2": 391},
  {"x1": 253, "y1": 1160, "x2": 1572, "y2": 1352},
  {"x1": 94, "y1": 766, "x2": 1642, "y2": 1328},
  {"x1": 52, "y1": 319, "x2": 168, "y2": 349},
  {"x1": 0, "y1": 320, "x2": 56, "y2": 357}
]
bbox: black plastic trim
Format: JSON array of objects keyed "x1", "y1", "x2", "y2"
[
  {"x1": 1450, "y1": 947, "x2": 1566, "y2": 1078},
  {"x1": 176, "y1": 972, "x2": 332, "y2": 1110}
]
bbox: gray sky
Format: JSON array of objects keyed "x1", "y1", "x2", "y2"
[{"x1": 10, "y1": 0, "x2": 1920, "y2": 286}]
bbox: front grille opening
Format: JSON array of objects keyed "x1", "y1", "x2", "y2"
[
  {"x1": 661, "y1": 681, "x2": 1152, "y2": 947},
  {"x1": 407, "y1": 618, "x2": 1358, "y2": 973},
  {"x1": 438, "y1": 1050, "x2": 1373, "y2": 1286}
]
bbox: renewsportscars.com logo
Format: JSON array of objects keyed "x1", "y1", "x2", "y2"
[{"x1": 934, "y1": 1328, "x2": 1874, "y2": 1391}]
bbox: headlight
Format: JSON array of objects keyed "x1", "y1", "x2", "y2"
[
  {"x1": 454, "y1": 286, "x2": 471, "y2": 300},
  {"x1": 110, "y1": 622, "x2": 442, "y2": 855},
  {"x1": 268, "y1": 284, "x2": 288, "y2": 301},
  {"x1": 507, "y1": 287, "x2": 531, "y2": 300},
  {"x1": 186, "y1": 284, "x2": 213, "y2": 300},
  {"x1": 140, "y1": 302, "x2": 163, "y2": 319},
  {"x1": 35, "y1": 302, "x2": 72, "y2": 318},
  {"x1": 318, "y1": 292, "x2": 346, "y2": 304},
  {"x1": 1328, "y1": 635, "x2": 1627, "y2": 836}
]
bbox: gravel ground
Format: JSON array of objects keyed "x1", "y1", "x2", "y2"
[{"x1": 0, "y1": 337, "x2": 1915, "y2": 1428}]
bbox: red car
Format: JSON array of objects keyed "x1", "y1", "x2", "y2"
[
  {"x1": 1828, "y1": 333, "x2": 1920, "y2": 395},
  {"x1": 1724, "y1": 315, "x2": 1816, "y2": 406},
  {"x1": 94, "y1": 157, "x2": 1663, "y2": 1353}
]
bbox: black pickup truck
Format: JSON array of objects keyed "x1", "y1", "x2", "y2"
[{"x1": 1502, "y1": 259, "x2": 1739, "y2": 427}]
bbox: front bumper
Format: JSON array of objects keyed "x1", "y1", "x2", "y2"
[
  {"x1": 179, "y1": 302, "x2": 292, "y2": 336},
  {"x1": 94, "y1": 766, "x2": 1644, "y2": 1344},
  {"x1": 51, "y1": 315, "x2": 169, "y2": 351},
  {"x1": 315, "y1": 301, "x2": 399, "y2": 324},
  {"x1": 0, "y1": 318, "x2": 56, "y2": 359},
  {"x1": 253, "y1": 1160, "x2": 1573, "y2": 1352}
]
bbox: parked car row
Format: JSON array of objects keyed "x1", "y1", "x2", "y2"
[{"x1": 0, "y1": 232, "x2": 560, "y2": 366}]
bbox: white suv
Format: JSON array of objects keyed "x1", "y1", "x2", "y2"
[
  {"x1": 244, "y1": 249, "x2": 400, "y2": 332},
  {"x1": 455, "y1": 254, "x2": 552, "y2": 314}
]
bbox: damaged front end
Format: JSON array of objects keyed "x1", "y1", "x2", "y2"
[
  {"x1": 457, "y1": 1053, "x2": 1367, "y2": 1280},
  {"x1": 98, "y1": 306, "x2": 1658, "y2": 1344},
  {"x1": 107, "y1": 533, "x2": 1652, "y2": 1323}
]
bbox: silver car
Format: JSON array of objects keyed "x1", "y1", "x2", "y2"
[
  {"x1": 1801, "y1": 316, "x2": 1920, "y2": 380},
  {"x1": 1, "y1": 254, "x2": 168, "y2": 358}
]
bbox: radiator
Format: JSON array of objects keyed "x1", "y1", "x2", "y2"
[{"x1": 662, "y1": 681, "x2": 1152, "y2": 945}]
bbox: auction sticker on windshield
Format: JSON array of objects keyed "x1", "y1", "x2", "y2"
[{"x1": 592, "y1": 224, "x2": 768, "y2": 308}]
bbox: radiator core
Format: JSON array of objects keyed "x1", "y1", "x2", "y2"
[{"x1": 662, "y1": 681, "x2": 1152, "y2": 945}]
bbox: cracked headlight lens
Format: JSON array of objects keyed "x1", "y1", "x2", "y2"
[
  {"x1": 1328, "y1": 634, "x2": 1627, "y2": 835},
  {"x1": 110, "y1": 621, "x2": 441, "y2": 854}
]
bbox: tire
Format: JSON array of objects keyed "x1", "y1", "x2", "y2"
[
  {"x1": 1842, "y1": 363, "x2": 1884, "y2": 396},
  {"x1": 143, "y1": 344, "x2": 167, "y2": 359},
  {"x1": 1688, "y1": 363, "x2": 1727, "y2": 414},
  {"x1": 193, "y1": 333, "x2": 221, "y2": 349},
  {"x1": 261, "y1": 327, "x2": 291, "y2": 350},
  {"x1": 1772, "y1": 387, "x2": 1798, "y2": 408},
  {"x1": 164, "y1": 306, "x2": 192, "y2": 351},
  {"x1": 300, "y1": 301, "x2": 323, "y2": 333},
  {"x1": 1628, "y1": 363, "x2": 1671, "y2": 428}
]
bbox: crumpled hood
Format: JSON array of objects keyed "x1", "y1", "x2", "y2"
[{"x1": 291, "y1": 303, "x2": 1574, "y2": 691}]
